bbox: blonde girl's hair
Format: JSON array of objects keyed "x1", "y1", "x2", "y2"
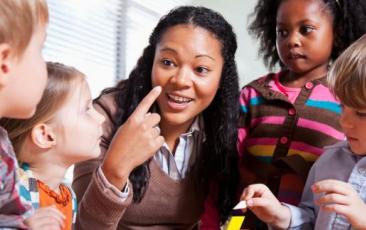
[
  {"x1": 0, "y1": 0, "x2": 49, "y2": 57},
  {"x1": 328, "y1": 33, "x2": 366, "y2": 109},
  {"x1": 0, "y1": 62, "x2": 85, "y2": 157}
]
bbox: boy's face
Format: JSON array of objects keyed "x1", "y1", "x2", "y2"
[
  {"x1": 0, "y1": 24, "x2": 47, "y2": 119},
  {"x1": 340, "y1": 104, "x2": 366, "y2": 155}
]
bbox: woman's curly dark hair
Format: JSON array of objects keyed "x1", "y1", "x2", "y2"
[
  {"x1": 101, "y1": 6, "x2": 240, "y2": 223},
  {"x1": 248, "y1": 0, "x2": 366, "y2": 69}
]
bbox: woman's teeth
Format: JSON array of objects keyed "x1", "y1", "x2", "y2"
[{"x1": 167, "y1": 94, "x2": 193, "y2": 103}]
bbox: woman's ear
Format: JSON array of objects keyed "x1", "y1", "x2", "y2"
[
  {"x1": 0, "y1": 43, "x2": 12, "y2": 89},
  {"x1": 31, "y1": 123, "x2": 57, "y2": 149}
]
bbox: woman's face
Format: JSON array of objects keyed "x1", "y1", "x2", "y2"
[{"x1": 151, "y1": 24, "x2": 223, "y2": 130}]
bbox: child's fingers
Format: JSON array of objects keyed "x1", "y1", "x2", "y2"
[
  {"x1": 320, "y1": 203, "x2": 348, "y2": 216},
  {"x1": 27, "y1": 217, "x2": 62, "y2": 230},
  {"x1": 241, "y1": 183, "x2": 272, "y2": 206},
  {"x1": 316, "y1": 193, "x2": 349, "y2": 206},
  {"x1": 246, "y1": 197, "x2": 271, "y2": 209},
  {"x1": 31, "y1": 207, "x2": 65, "y2": 228},
  {"x1": 41, "y1": 206, "x2": 65, "y2": 221},
  {"x1": 312, "y1": 179, "x2": 352, "y2": 195}
]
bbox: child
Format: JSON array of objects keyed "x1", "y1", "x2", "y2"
[
  {"x1": 0, "y1": 62, "x2": 105, "y2": 230},
  {"x1": 241, "y1": 33, "x2": 366, "y2": 230},
  {"x1": 0, "y1": 0, "x2": 59, "y2": 229},
  {"x1": 239, "y1": 0, "x2": 366, "y2": 227}
]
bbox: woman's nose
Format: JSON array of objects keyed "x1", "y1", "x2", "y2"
[{"x1": 170, "y1": 67, "x2": 193, "y2": 88}]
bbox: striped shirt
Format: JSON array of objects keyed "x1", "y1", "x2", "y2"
[{"x1": 238, "y1": 71, "x2": 344, "y2": 205}]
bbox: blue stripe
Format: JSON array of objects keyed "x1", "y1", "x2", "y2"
[
  {"x1": 19, "y1": 185, "x2": 31, "y2": 201},
  {"x1": 256, "y1": 156, "x2": 272, "y2": 164},
  {"x1": 250, "y1": 96, "x2": 265, "y2": 106},
  {"x1": 305, "y1": 99, "x2": 341, "y2": 114},
  {"x1": 240, "y1": 105, "x2": 248, "y2": 113}
]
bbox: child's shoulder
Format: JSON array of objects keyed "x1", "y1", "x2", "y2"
[
  {"x1": 240, "y1": 71, "x2": 281, "y2": 99},
  {"x1": 0, "y1": 127, "x2": 15, "y2": 157},
  {"x1": 242, "y1": 72, "x2": 278, "y2": 89},
  {"x1": 315, "y1": 141, "x2": 350, "y2": 165}
]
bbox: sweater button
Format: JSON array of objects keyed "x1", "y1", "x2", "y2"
[
  {"x1": 305, "y1": 82, "x2": 314, "y2": 90},
  {"x1": 280, "y1": 136, "x2": 288, "y2": 144},
  {"x1": 288, "y1": 108, "x2": 296, "y2": 116}
]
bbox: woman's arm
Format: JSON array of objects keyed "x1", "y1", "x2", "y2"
[{"x1": 73, "y1": 91, "x2": 132, "y2": 230}]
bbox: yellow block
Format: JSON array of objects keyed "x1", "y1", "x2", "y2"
[{"x1": 226, "y1": 216, "x2": 245, "y2": 230}]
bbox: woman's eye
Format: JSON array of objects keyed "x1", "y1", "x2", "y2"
[
  {"x1": 162, "y1": 59, "x2": 175, "y2": 67},
  {"x1": 195, "y1": 66, "x2": 209, "y2": 74}
]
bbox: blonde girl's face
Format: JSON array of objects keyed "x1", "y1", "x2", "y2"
[{"x1": 52, "y1": 80, "x2": 105, "y2": 165}]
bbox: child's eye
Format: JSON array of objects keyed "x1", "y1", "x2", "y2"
[
  {"x1": 276, "y1": 28, "x2": 288, "y2": 38},
  {"x1": 300, "y1": 26, "x2": 314, "y2": 35},
  {"x1": 356, "y1": 111, "x2": 366, "y2": 117},
  {"x1": 195, "y1": 66, "x2": 209, "y2": 75},
  {"x1": 161, "y1": 59, "x2": 176, "y2": 67}
]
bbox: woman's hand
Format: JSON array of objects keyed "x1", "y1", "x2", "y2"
[
  {"x1": 102, "y1": 86, "x2": 164, "y2": 190},
  {"x1": 313, "y1": 179, "x2": 366, "y2": 229},
  {"x1": 241, "y1": 183, "x2": 291, "y2": 229},
  {"x1": 24, "y1": 206, "x2": 65, "y2": 230}
]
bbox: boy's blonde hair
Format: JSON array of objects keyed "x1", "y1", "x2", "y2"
[
  {"x1": 328, "y1": 34, "x2": 366, "y2": 109},
  {"x1": 0, "y1": 0, "x2": 48, "y2": 57},
  {"x1": 0, "y1": 62, "x2": 85, "y2": 157}
]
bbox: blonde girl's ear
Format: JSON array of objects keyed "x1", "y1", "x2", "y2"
[
  {"x1": 31, "y1": 123, "x2": 57, "y2": 149},
  {"x1": 0, "y1": 43, "x2": 12, "y2": 89}
]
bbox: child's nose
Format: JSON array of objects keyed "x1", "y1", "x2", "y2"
[{"x1": 287, "y1": 32, "x2": 301, "y2": 48}]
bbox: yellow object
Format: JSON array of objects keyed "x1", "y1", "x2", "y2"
[{"x1": 226, "y1": 216, "x2": 245, "y2": 230}]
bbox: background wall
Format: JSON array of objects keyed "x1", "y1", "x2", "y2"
[{"x1": 193, "y1": 0, "x2": 268, "y2": 86}]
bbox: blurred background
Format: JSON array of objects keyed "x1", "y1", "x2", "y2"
[{"x1": 43, "y1": 0, "x2": 268, "y2": 98}]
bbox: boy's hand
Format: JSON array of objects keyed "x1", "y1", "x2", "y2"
[
  {"x1": 313, "y1": 179, "x2": 366, "y2": 229},
  {"x1": 24, "y1": 206, "x2": 65, "y2": 230},
  {"x1": 241, "y1": 184, "x2": 291, "y2": 229}
]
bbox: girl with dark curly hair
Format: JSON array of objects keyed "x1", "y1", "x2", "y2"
[
  {"x1": 72, "y1": 6, "x2": 240, "y2": 229},
  {"x1": 238, "y1": 0, "x2": 366, "y2": 229}
]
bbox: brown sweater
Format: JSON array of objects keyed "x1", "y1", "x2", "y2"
[{"x1": 72, "y1": 89, "x2": 205, "y2": 230}]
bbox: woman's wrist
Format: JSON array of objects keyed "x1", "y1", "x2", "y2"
[{"x1": 101, "y1": 162, "x2": 130, "y2": 190}]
